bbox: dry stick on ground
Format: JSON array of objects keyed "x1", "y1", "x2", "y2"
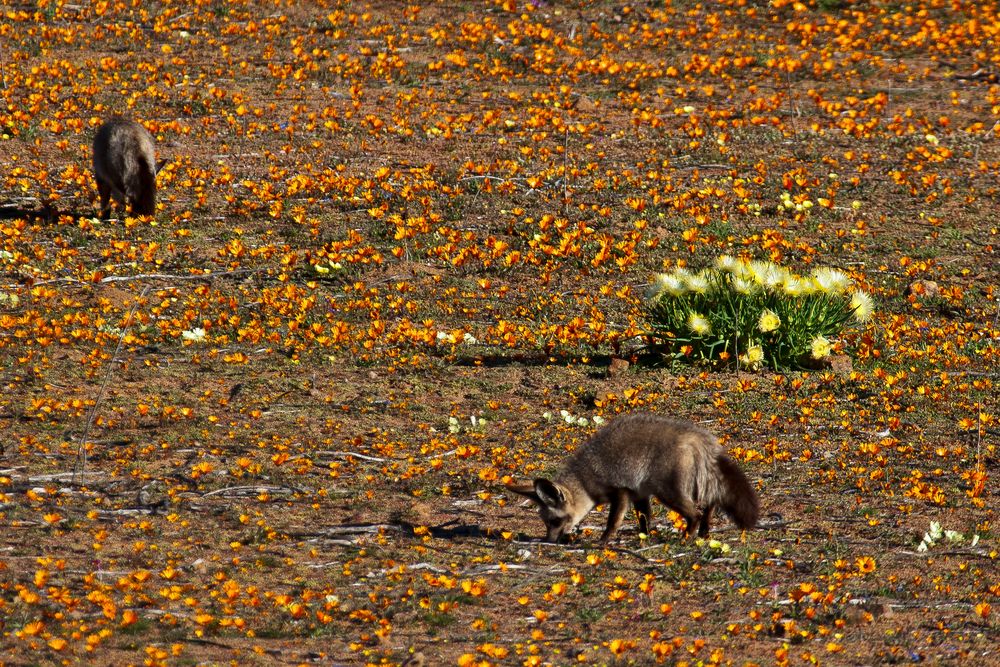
[
  {"x1": 973, "y1": 295, "x2": 1000, "y2": 503},
  {"x1": 32, "y1": 267, "x2": 263, "y2": 287},
  {"x1": 72, "y1": 285, "x2": 150, "y2": 485},
  {"x1": 561, "y1": 122, "x2": 570, "y2": 217}
]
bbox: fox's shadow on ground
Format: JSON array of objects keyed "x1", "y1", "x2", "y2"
[
  {"x1": 0, "y1": 203, "x2": 96, "y2": 222},
  {"x1": 300, "y1": 512, "x2": 788, "y2": 549}
]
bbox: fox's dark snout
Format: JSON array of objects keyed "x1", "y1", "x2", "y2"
[{"x1": 716, "y1": 453, "x2": 759, "y2": 530}]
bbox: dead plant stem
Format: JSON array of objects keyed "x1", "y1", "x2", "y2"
[{"x1": 73, "y1": 286, "x2": 150, "y2": 485}]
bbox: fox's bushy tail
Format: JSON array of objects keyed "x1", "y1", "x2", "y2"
[{"x1": 716, "y1": 454, "x2": 759, "y2": 530}]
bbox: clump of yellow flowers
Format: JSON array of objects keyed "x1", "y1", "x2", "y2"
[{"x1": 646, "y1": 256, "x2": 873, "y2": 370}]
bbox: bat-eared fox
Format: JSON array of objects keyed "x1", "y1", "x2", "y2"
[
  {"x1": 507, "y1": 413, "x2": 759, "y2": 543},
  {"x1": 93, "y1": 116, "x2": 164, "y2": 219}
]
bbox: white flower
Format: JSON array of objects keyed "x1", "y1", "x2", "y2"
[
  {"x1": 683, "y1": 271, "x2": 710, "y2": 294},
  {"x1": 181, "y1": 327, "x2": 206, "y2": 343},
  {"x1": 687, "y1": 312, "x2": 711, "y2": 336},
  {"x1": 462, "y1": 332, "x2": 479, "y2": 345},
  {"x1": 592, "y1": 415, "x2": 606, "y2": 425},
  {"x1": 849, "y1": 291, "x2": 874, "y2": 323},
  {"x1": 928, "y1": 521, "x2": 943, "y2": 540},
  {"x1": 811, "y1": 267, "x2": 852, "y2": 294},
  {"x1": 649, "y1": 272, "x2": 686, "y2": 298},
  {"x1": 782, "y1": 275, "x2": 812, "y2": 296},
  {"x1": 758, "y1": 263, "x2": 788, "y2": 290},
  {"x1": 731, "y1": 277, "x2": 757, "y2": 295},
  {"x1": 542, "y1": 411, "x2": 552, "y2": 421},
  {"x1": 576, "y1": 417, "x2": 589, "y2": 426},
  {"x1": 748, "y1": 261, "x2": 786, "y2": 289},
  {"x1": 448, "y1": 416, "x2": 461, "y2": 434},
  {"x1": 715, "y1": 255, "x2": 739, "y2": 272},
  {"x1": 731, "y1": 261, "x2": 755, "y2": 282}
]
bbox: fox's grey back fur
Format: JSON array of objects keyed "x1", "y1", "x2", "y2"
[
  {"x1": 93, "y1": 117, "x2": 158, "y2": 218},
  {"x1": 511, "y1": 412, "x2": 759, "y2": 543},
  {"x1": 562, "y1": 414, "x2": 725, "y2": 509}
]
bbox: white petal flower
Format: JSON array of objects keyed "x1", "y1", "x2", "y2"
[
  {"x1": 812, "y1": 267, "x2": 852, "y2": 294},
  {"x1": 683, "y1": 272, "x2": 710, "y2": 294},
  {"x1": 687, "y1": 312, "x2": 712, "y2": 336},
  {"x1": 849, "y1": 291, "x2": 874, "y2": 323},
  {"x1": 715, "y1": 255, "x2": 739, "y2": 272},
  {"x1": 181, "y1": 327, "x2": 206, "y2": 342},
  {"x1": 649, "y1": 272, "x2": 686, "y2": 298}
]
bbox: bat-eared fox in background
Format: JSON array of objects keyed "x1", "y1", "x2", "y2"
[
  {"x1": 507, "y1": 413, "x2": 759, "y2": 544},
  {"x1": 92, "y1": 117, "x2": 164, "y2": 219}
]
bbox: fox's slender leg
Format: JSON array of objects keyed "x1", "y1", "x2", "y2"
[
  {"x1": 599, "y1": 489, "x2": 629, "y2": 544},
  {"x1": 656, "y1": 494, "x2": 701, "y2": 537},
  {"x1": 97, "y1": 179, "x2": 112, "y2": 219},
  {"x1": 697, "y1": 504, "x2": 714, "y2": 537},
  {"x1": 633, "y1": 496, "x2": 652, "y2": 535}
]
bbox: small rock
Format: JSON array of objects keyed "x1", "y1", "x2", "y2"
[
  {"x1": 608, "y1": 357, "x2": 630, "y2": 377},
  {"x1": 574, "y1": 95, "x2": 598, "y2": 112},
  {"x1": 906, "y1": 279, "x2": 939, "y2": 299},
  {"x1": 401, "y1": 652, "x2": 426, "y2": 667},
  {"x1": 827, "y1": 354, "x2": 853, "y2": 374}
]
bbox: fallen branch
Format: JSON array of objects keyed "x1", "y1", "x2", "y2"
[
  {"x1": 314, "y1": 450, "x2": 388, "y2": 463},
  {"x1": 199, "y1": 485, "x2": 305, "y2": 498}
]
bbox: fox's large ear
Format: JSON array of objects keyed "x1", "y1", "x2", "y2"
[
  {"x1": 505, "y1": 481, "x2": 541, "y2": 503},
  {"x1": 533, "y1": 478, "x2": 565, "y2": 509}
]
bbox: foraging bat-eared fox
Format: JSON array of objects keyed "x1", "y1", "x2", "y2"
[
  {"x1": 507, "y1": 413, "x2": 759, "y2": 543},
  {"x1": 92, "y1": 116, "x2": 164, "y2": 219}
]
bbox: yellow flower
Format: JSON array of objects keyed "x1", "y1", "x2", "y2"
[
  {"x1": 849, "y1": 290, "x2": 874, "y2": 322},
  {"x1": 811, "y1": 335, "x2": 832, "y2": 359},
  {"x1": 739, "y1": 344, "x2": 764, "y2": 369},
  {"x1": 855, "y1": 556, "x2": 877, "y2": 573},
  {"x1": 687, "y1": 312, "x2": 711, "y2": 336},
  {"x1": 758, "y1": 309, "x2": 781, "y2": 333}
]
